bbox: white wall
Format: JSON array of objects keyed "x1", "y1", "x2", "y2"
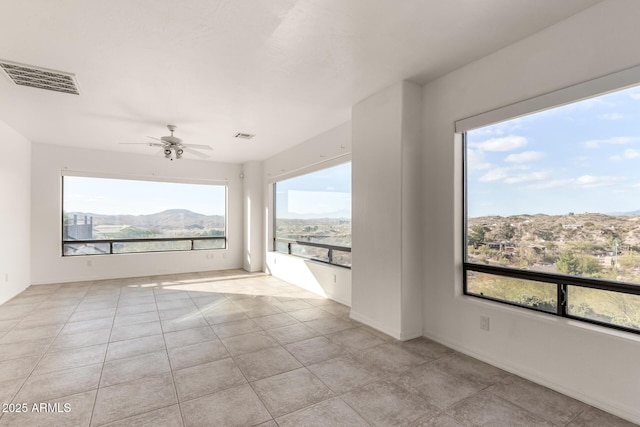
[
  {"x1": 422, "y1": 0, "x2": 640, "y2": 423},
  {"x1": 351, "y1": 81, "x2": 423, "y2": 340},
  {"x1": 264, "y1": 122, "x2": 352, "y2": 304},
  {"x1": 31, "y1": 143, "x2": 243, "y2": 284},
  {"x1": 0, "y1": 121, "x2": 31, "y2": 304},
  {"x1": 352, "y1": 83, "x2": 403, "y2": 335},
  {"x1": 267, "y1": 252, "x2": 351, "y2": 305},
  {"x1": 243, "y1": 160, "x2": 264, "y2": 272},
  {"x1": 400, "y1": 82, "x2": 424, "y2": 338},
  {"x1": 263, "y1": 122, "x2": 352, "y2": 183}
]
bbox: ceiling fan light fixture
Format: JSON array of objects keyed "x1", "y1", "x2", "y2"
[{"x1": 121, "y1": 124, "x2": 211, "y2": 160}]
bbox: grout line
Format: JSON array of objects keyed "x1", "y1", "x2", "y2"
[
  {"x1": 170, "y1": 275, "x2": 280, "y2": 424},
  {"x1": 0, "y1": 284, "x2": 90, "y2": 422},
  {"x1": 1, "y1": 272, "x2": 617, "y2": 426},
  {"x1": 154, "y1": 280, "x2": 188, "y2": 427},
  {"x1": 87, "y1": 281, "x2": 123, "y2": 427}
]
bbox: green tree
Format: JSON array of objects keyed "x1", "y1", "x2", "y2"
[
  {"x1": 556, "y1": 251, "x2": 580, "y2": 275},
  {"x1": 535, "y1": 229, "x2": 555, "y2": 241},
  {"x1": 577, "y1": 254, "x2": 602, "y2": 277},
  {"x1": 496, "y1": 223, "x2": 515, "y2": 240},
  {"x1": 556, "y1": 250, "x2": 601, "y2": 277},
  {"x1": 468, "y1": 225, "x2": 486, "y2": 249}
]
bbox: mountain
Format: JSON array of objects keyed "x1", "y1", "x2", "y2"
[
  {"x1": 608, "y1": 210, "x2": 640, "y2": 216},
  {"x1": 468, "y1": 212, "x2": 640, "y2": 249},
  {"x1": 65, "y1": 209, "x2": 224, "y2": 229}
]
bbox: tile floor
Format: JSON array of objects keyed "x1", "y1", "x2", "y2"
[{"x1": 0, "y1": 269, "x2": 635, "y2": 426}]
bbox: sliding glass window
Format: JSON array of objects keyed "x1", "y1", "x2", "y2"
[
  {"x1": 274, "y1": 162, "x2": 351, "y2": 267},
  {"x1": 62, "y1": 176, "x2": 226, "y2": 255},
  {"x1": 464, "y1": 83, "x2": 640, "y2": 333}
]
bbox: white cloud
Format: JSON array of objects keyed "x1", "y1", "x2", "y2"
[
  {"x1": 624, "y1": 149, "x2": 640, "y2": 159},
  {"x1": 598, "y1": 113, "x2": 624, "y2": 120},
  {"x1": 468, "y1": 135, "x2": 527, "y2": 152},
  {"x1": 629, "y1": 92, "x2": 640, "y2": 100},
  {"x1": 529, "y1": 179, "x2": 573, "y2": 190},
  {"x1": 467, "y1": 149, "x2": 492, "y2": 171},
  {"x1": 478, "y1": 165, "x2": 546, "y2": 184},
  {"x1": 584, "y1": 136, "x2": 640, "y2": 148},
  {"x1": 503, "y1": 171, "x2": 551, "y2": 184},
  {"x1": 610, "y1": 149, "x2": 640, "y2": 161},
  {"x1": 574, "y1": 156, "x2": 590, "y2": 168},
  {"x1": 575, "y1": 175, "x2": 625, "y2": 188},
  {"x1": 504, "y1": 151, "x2": 545, "y2": 163},
  {"x1": 478, "y1": 167, "x2": 511, "y2": 183},
  {"x1": 529, "y1": 175, "x2": 625, "y2": 190}
]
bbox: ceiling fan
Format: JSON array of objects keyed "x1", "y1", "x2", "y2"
[{"x1": 122, "y1": 125, "x2": 213, "y2": 160}]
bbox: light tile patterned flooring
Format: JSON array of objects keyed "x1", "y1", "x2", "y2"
[{"x1": 0, "y1": 269, "x2": 635, "y2": 426}]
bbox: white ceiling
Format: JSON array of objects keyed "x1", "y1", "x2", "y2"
[{"x1": 0, "y1": 0, "x2": 601, "y2": 163}]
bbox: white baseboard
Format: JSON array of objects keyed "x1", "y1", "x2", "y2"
[
  {"x1": 422, "y1": 331, "x2": 640, "y2": 425},
  {"x1": 350, "y1": 310, "x2": 422, "y2": 341}
]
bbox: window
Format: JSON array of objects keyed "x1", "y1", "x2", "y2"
[
  {"x1": 274, "y1": 162, "x2": 351, "y2": 267},
  {"x1": 463, "y1": 80, "x2": 640, "y2": 334},
  {"x1": 62, "y1": 175, "x2": 226, "y2": 255}
]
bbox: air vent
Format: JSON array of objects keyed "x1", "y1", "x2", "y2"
[
  {"x1": 234, "y1": 132, "x2": 255, "y2": 139},
  {"x1": 0, "y1": 60, "x2": 79, "y2": 95}
]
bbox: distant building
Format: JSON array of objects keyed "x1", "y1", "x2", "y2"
[
  {"x1": 63, "y1": 215, "x2": 93, "y2": 240},
  {"x1": 562, "y1": 224, "x2": 583, "y2": 230},
  {"x1": 487, "y1": 241, "x2": 516, "y2": 254}
]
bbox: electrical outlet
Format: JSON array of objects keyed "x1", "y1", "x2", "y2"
[
  {"x1": 4, "y1": 273, "x2": 8, "y2": 282},
  {"x1": 480, "y1": 316, "x2": 490, "y2": 331},
  {"x1": 333, "y1": 274, "x2": 337, "y2": 283},
  {"x1": 87, "y1": 260, "x2": 93, "y2": 267}
]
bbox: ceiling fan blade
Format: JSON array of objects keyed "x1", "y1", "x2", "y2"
[
  {"x1": 120, "y1": 142, "x2": 164, "y2": 147},
  {"x1": 182, "y1": 147, "x2": 210, "y2": 158},
  {"x1": 147, "y1": 136, "x2": 162, "y2": 141},
  {"x1": 184, "y1": 143, "x2": 212, "y2": 150}
]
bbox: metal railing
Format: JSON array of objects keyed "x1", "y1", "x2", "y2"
[
  {"x1": 62, "y1": 236, "x2": 226, "y2": 256},
  {"x1": 464, "y1": 261, "x2": 640, "y2": 334},
  {"x1": 274, "y1": 237, "x2": 351, "y2": 269}
]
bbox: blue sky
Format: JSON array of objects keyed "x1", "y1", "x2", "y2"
[
  {"x1": 276, "y1": 162, "x2": 351, "y2": 219},
  {"x1": 64, "y1": 177, "x2": 226, "y2": 216},
  {"x1": 467, "y1": 84, "x2": 640, "y2": 217}
]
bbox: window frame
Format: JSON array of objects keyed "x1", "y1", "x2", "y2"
[
  {"x1": 271, "y1": 161, "x2": 352, "y2": 269},
  {"x1": 459, "y1": 64, "x2": 640, "y2": 335},
  {"x1": 61, "y1": 173, "x2": 228, "y2": 256}
]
